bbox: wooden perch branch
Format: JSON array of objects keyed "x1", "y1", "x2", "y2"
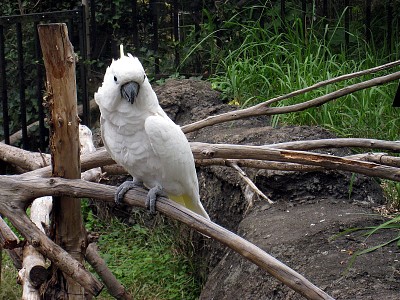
[
  {"x1": 0, "y1": 175, "x2": 334, "y2": 300},
  {"x1": 181, "y1": 70, "x2": 400, "y2": 133},
  {"x1": 190, "y1": 142, "x2": 400, "y2": 182},
  {"x1": 266, "y1": 138, "x2": 400, "y2": 152}
]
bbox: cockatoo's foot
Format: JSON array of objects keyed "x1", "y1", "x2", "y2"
[
  {"x1": 115, "y1": 179, "x2": 143, "y2": 205},
  {"x1": 145, "y1": 185, "x2": 165, "y2": 215}
]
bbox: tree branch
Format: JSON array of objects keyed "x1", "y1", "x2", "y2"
[
  {"x1": 181, "y1": 70, "x2": 400, "y2": 133},
  {"x1": 0, "y1": 175, "x2": 334, "y2": 300},
  {"x1": 190, "y1": 142, "x2": 400, "y2": 182},
  {"x1": 85, "y1": 243, "x2": 133, "y2": 300},
  {"x1": 0, "y1": 202, "x2": 103, "y2": 296}
]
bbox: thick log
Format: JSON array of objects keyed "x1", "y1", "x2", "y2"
[
  {"x1": 38, "y1": 23, "x2": 86, "y2": 298},
  {"x1": 18, "y1": 196, "x2": 53, "y2": 299}
]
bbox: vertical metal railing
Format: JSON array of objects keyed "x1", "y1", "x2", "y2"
[
  {"x1": 0, "y1": 7, "x2": 88, "y2": 150},
  {"x1": 0, "y1": 25, "x2": 9, "y2": 145}
]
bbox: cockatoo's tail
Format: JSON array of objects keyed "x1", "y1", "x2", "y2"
[{"x1": 95, "y1": 46, "x2": 210, "y2": 220}]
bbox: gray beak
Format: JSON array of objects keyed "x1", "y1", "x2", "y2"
[{"x1": 121, "y1": 81, "x2": 139, "y2": 104}]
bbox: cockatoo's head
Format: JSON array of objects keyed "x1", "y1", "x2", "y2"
[{"x1": 95, "y1": 45, "x2": 152, "y2": 113}]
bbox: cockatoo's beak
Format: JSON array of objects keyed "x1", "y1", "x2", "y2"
[{"x1": 121, "y1": 81, "x2": 139, "y2": 104}]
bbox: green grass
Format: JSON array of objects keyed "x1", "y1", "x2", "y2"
[
  {"x1": 0, "y1": 206, "x2": 202, "y2": 300},
  {"x1": 91, "y1": 217, "x2": 201, "y2": 300},
  {"x1": 205, "y1": 8, "x2": 400, "y2": 141},
  {"x1": 0, "y1": 253, "x2": 21, "y2": 299}
]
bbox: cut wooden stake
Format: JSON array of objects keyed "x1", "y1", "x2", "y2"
[{"x1": 38, "y1": 23, "x2": 86, "y2": 298}]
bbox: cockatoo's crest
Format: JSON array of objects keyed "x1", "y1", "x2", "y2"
[{"x1": 120, "y1": 44, "x2": 125, "y2": 58}]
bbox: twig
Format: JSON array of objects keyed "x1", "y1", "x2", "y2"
[
  {"x1": 181, "y1": 70, "x2": 400, "y2": 133},
  {"x1": 0, "y1": 175, "x2": 334, "y2": 300},
  {"x1": 227, "y1": 161, "x2": 273, "y2": 204}
]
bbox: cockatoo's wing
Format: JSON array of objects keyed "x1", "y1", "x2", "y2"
[{"x1": 144, "y1": 115, "x2": 210, "y2": 219}]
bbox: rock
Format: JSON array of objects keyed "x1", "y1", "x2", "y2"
[{"x1": 155, "y1": 79, "x2": 398, "y2": 299}]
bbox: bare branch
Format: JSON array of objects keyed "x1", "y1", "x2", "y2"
[
  {"x1": 0, "y1": 175, "x2": 334, "y2": 300},
  {"x1": 190, "y1": 142, "x2": 400, "y2": 182},
  {"x1": 267, "y1": 138, "x2": 400, "y2": 152},
  {"x1": 0, "y1": 203, "x2": 103, "y2": 296},
  {"x1": 182, "y1": 70, "x2": 400, "y2": 133},
  {"x1": 0, "y1": 216, "x2": 21, "y2": 249},
  {"x1": 263, "y1": 59, "x2": 400, "y2": 106},
  {"x1": 347, "y1": 152, "x2": 400, "y2": 168},
  {"x1": 86, "y1": 243, "x2": 133, "y2": 300}
]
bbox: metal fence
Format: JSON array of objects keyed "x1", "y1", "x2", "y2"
[
  {"x1": 0, "y1": 6, "x2": 88, "y2": 151},
  {"x1": 0, "y1": 1, "x2": 399, "y2": 151}
]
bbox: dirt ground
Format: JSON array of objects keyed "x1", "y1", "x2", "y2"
[{"x1": 152, "y1": 79, "x2": 400, "y2": 299}]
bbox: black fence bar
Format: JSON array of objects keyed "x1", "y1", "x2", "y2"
[
  {"x1": 365, "y1": 0, "x2": 372, "y2": 42},
  {"x1": 323, "y1": 0, "x2": 328, "y2": 18},
  {"x1": 151, "y1": 0, "x2": 160, "y2": 75},
  {"x1": 131, "y1": 0, "x2": 139, "y2": 49},
  {"x1": 344, "y1": 0, "x2": 350, "y2": 50},
  {"x1": 387, "y1": 0, "x2": 393, "y2": 53},
  {"x1": 173, "y1": 0, "x2": 179, "y2": 68},
  {"x1": 0, "y1": 25, "x2": 9, "y2": 145},
  {"x1": 0, "y1": 6, "x2": 89, "y2": 149},
  {"x1": 16, "y1": 22, "x2": 28, "y2": 149},
  {"x1": 78, "y1": 4, "x2": 89, "y2": 127},
  {"x1": 302, "y1": 0, "x2": 306, "y2": 35},
  {"x1": 34, "y1": 21, "x2": 46, "y2": 151}
]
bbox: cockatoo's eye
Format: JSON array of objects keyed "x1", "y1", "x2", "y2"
[{"x1": 114, "y1": 76, "x2": 118, "y2": 83}]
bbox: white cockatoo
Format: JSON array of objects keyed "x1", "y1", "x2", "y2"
[{"x1": 95, "y1": 45, "x2": 210, "y2": 220}]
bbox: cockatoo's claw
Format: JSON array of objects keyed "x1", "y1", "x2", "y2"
[
  {"x1": 115, "y1": 180, "x2": 143, "y2": 205},
  {"x1": 145, "y1": 185, "x2": 164, "y2": 215}
]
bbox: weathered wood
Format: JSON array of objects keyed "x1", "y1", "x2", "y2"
[
  {"x1": 0, "y1": 216, "x2": 21, "y2": 249},
  {"x1": 190, "y1": 142, "x2": 400, "y2": 182},
  {"x1": 19, "y1": 196, "x2": 53, "y2": 299},
  {"x1": 19, "y1": 245, "x2": 46, "y2": 300},
  {"x1": 38, "y1": 23, "x2": 86, "y2": 298},
  {"x1": 0, "y1": 175, "x2": 334, "y2": 300},
  {"x1": 0, "y1": 201, "x2": 103, "y2": 296},
  {"x1": 86, "y1": 243, "x2": 133, "y2": 300}
]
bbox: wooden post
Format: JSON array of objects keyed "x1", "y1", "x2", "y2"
[{"x1": 38, "y1": 23, "x2": 86, "y2": 299}]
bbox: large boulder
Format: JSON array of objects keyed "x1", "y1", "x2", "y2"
[{"x1": 153, "y1": 79, "x2": 399, "y2": 299}]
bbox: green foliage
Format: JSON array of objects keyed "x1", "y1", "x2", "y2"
[
  {"x1": 88, "y1": 216, "x2": 201, "y2": 300},
  {"x1": 0, "y1": 253, "x2": 21, "y2": 299},
  {"x1": 176, "y1": 2, "x2": 400, "y2": 141}
]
